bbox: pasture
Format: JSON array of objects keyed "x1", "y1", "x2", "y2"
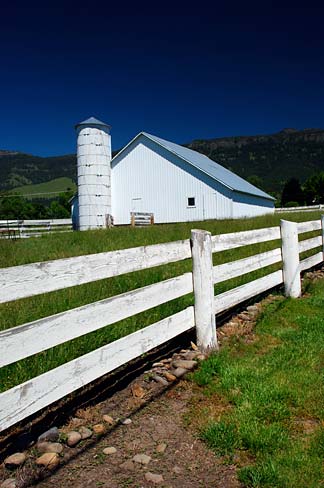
[{"x1": 0, "y1": 210, "x2": 322, "y2": 399}]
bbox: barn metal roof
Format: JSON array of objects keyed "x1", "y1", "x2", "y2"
[
  {"x1": 75, "y1": 117, "x2": 111, "y2": 129},
  {"x1": 141, "y1": 132, "x2": 274, "y2": 201}
]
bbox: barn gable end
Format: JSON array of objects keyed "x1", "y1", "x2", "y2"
[{"x1": 111, "y1": 133, "x2": 273, "y2": 225}]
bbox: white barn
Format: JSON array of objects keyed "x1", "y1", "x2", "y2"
[{"x1": 73, "y1": 117, "x2": 274, "y2": 230}]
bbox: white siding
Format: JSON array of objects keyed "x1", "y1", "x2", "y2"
[
  {"x1": 112, "y1": 136, "x2": 236, "y2": 224},
  {"x1": 232, "y1": 192, "x2": 274, "y2": 218},
  {"x1": 111, "y1": 135, "x2": 273, "y2": 224}
]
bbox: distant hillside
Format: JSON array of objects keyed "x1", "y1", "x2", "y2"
[
  {"x1": 0, "y1": 151, "x2": 77, "y2": 192},
  {"x1": 186, "y1": 128, "x2": 324, "y2": 195},
  {"x1": 11, "y1": 177, "x2": 76, "y2": 199},
  {"x1": 1, "y1": 128, "x2": 324, "y2": 197}
]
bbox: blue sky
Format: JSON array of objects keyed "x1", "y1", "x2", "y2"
[{"x1": 1, "y1": 2, "x2": 324, "y2": 156}]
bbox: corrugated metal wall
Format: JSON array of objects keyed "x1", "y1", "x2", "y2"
[
  {"x1": 77, "y1": 126, "x2": 111, "y2": 230},
  {"x1": 111, "y1": 135, "x2": 273, "y2": 225}
]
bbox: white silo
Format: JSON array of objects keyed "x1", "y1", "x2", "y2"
[{"x1": 75, "y1": 117, "x2": 112, "y2": 231}]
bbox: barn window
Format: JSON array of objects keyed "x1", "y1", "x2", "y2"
[{"x1": 187, "y1": 197, "x2": 195, "y2": 207}]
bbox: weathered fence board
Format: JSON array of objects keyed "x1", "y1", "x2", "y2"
[
  {"x1": 0, "y1": 306, "x2": 195, "y2": 432},
  {"x1": 213, "y1": 248, "x2": 282, "y2": 284},
  {"x1": 214, "y1": 270, "x2": 283, "y2": 314},
  {"x1": 299, "y1": 251, "x2": 323, "y2": 272},
  {"x1": 0, "y1": 273, "x2": 193, "y2": 368},
  {"x1": 0, "y1": 239, "x2": 191, "y2": 304},
  {"x1": 298, "y1": 236, "x2": 322, "y2": 253},
  {"x1": 211, "y1": 226, "x2": 280, "y2": 252},
  {"x1": 297, "y1": 220, "x2": 321, "y2": 234}
]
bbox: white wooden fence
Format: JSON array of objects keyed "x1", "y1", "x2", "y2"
[
  {"x1": 275, "y1": 204, "x2": 324, "y2": 213},
  {"x1": 0, "y1": 219, "x2": 72, "y2": 238},
  {"x1": 130, "y1": 212, "x2": 154, "y2": 226},
  {"x1": 0, "y1": 218, "x2": 323, "y2": 433}
]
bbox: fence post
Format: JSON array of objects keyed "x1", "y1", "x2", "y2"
[
  {"x1": 191, "y1": 229, "x2": 218, "y2": 351},
  {"x1": 321, "y1": 215, "x2": 324, "y2": 260},
  {"x1": 280, "y1": 219, "x2": 301, "y2": 298}
]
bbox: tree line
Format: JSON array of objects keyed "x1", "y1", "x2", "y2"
[
  {"x1": 281, "y1": 172, "x2": 324, "y2": 207},
  {"x1": 0, "y1": 192, "x2": 73, "y2": 220}
]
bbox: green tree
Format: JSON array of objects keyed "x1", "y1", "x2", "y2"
[
  {"x1": 0, "y1": 194, "x2": 30, "y2": 219},
  {"x1": 303, "y1": 172, "x2": 324, "y2": 204},
  {"x1": 281, "y1": 178, "x2": 304, "y2": 207}
]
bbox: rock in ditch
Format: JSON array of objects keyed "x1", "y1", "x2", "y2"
[
  {"x1": 152, "y1": 374, "x2": 169, "y2": 386},
  {"x1": 172, "y1": 359, "x2": 197, "y2": 370},
  {"x1": 145, "y1": 472, "x2": 164, "y2": 484},
  {"x1": 79, "y1": 426, "x2": 93, "y2": 440},
  {"x1": 162, "y1": 372, "x2": 177, "y2": 382},
  {"x1": 103, "y1": 446, "x2": 117, "y2": 455},
  {"x1": 92, "y1": 424, "x2": 106, "y2": 434},
  {"x1": 38, "y1": 427, "x2": 59, "y2": 443},
  {"x1": 102, "y1": 414, "x2": 114, "y2": 425},
  {"x1": 122, "y1": 418, "x2": 132, "y2": 425},
  {"x1": 172, "y1": 367, "x2": 188, "y2": 378},
  {"x1": 37, "y1": 442, "x2": 63, "y2": 454},
  {"x1": 4, "y1": 453, "x2": 26, "y2": 469},
  {"x1": 67, "y1": 431, "x2": 82, "y2": 447},
  {"x1": 36, "y1": 452, "x2": 60, "y2": 470},
  {"x1": 132, "y1": 453, "x2": 151, "y2": 465}
]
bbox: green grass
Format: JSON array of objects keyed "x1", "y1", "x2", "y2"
[
  {"x1": 9, "y1": 177, "x2": 76, "y2": 198},
  {"x1": 0, "y1": 211, "x2": 323, "y2": 395},
  {"x1": 193, "y1": 278, "x2": 324, "y2": 488}
]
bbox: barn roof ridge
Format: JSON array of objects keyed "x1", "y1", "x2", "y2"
[{"x1": 112, "y1": 131, "x2": 275, "y2": 201}]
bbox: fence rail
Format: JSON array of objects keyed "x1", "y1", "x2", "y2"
[
  {"x1": 0, "y1": 217, "x2": 324, "y2": 433},
  {"x1": 0, "y1": 219, "x2": 72, "y2": 239},
  {"x1": 275, "y1": 204, "x2": 324, "y2": 213}
]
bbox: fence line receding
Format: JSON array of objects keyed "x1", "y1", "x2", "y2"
[{"x1": 0, "y1": 217, "x2": 323, "y2": 433}]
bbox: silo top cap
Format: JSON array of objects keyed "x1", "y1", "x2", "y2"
[{"x1": 75, "y1": 116, "x2": 111, "y2": 130}]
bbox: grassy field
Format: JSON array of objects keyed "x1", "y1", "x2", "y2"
[
  {"x1": 9, "y1": 177, "x2": 76, "y2": 198},
  {"x1": 192, "y1": 277, "x2": 324, "y2": 488},
  {"x1": 0, "y1": 211, "x2": 323, "y2": 394}
]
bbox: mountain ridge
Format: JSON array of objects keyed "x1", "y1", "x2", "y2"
[{"x1": 1, "y1": 128, "x2": 324, "y2": 197}]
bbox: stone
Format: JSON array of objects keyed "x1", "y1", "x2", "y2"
[
  {"x1": 196, "y1": 354, "x2": 206, "y2": 361},
  {"x1": 173, "y1": 466, "x2": 182, "y2": 474},
  {"x1": 172, "y1": 367, "x2": 188, "y2": 378},
  {"x1": 190, "y1": 341, "x2": 199, "y2": 351},
  {"x1": 120, "y1": 460, "x2": 136, "y2": 471},
  {"x1": 79, "y1": 426, "x2": 93, "y2": 440},
  {"x1": 36, "y1": 452, "x2": 60, "y2": 470},
  {"x1": 156, "y1": 443, "x2": 167, "y2": 453},
  {"x1": 93, "y1": 423, "x2": 105, "y2": 434},
  {"x1": 182, "y1": 351, "x2": 200, "y2": 360},
  {"x1": 0, "y1": 479, "x2": 16, "y2": 488},
  {"x1": 131, "y1": 383, "x2": 145, "y2": 398},
  {"x1": 132, "y1": 453, "x2": 151, "y2": 465},
  {"x1": 145, "y1": 472, "x2": 164, "y2": 484},
  {"x1": 37, "y1": 442, "x2": 63, "y2": 454},
  {"x1": 152, "y1": 362, "x2": 165, "y2": 367},
  {"x1": 67, "y1": 431, "x2": 82, "y2": 447},
  {"x1": 172, "y1": 359, "x2": 197, "y2": 370},
  {"x1": 103, "y1": 446, "x2": 117, "y2": 455},
  {"x1": 102, "y1": 414, "x2": 114, "y2": 425},
  {"x1": 152, "y1": 374, "x2": 169, "y2": 386},
  {"x1": 38, "y1": 427, "x2": 59, "y2": 443},
  {"x1": 4, "y1": 453, "x2": 26, "y2": 469},
  {"x1": 122, "y1": 418, "x2": 132, "y2": 425},
  {"x1": 162, "y1": 372, "x2": 176, "y2": 382}
]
